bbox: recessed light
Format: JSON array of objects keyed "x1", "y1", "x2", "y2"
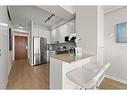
[
  {"x1": 69, "y1": 22, "x2": 74, "y2": 25},
  {"x1": 18, "y1": 26, "x2": 23, "y2": 29},
  {"x1": 0, "y1": 22, "x2": 8, "y2": 27},
  {"x1": 63, "y1": 25, "x2": 68, "y2": 28}
]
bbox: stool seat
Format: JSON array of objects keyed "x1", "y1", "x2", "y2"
[
  {"x1": 82, "y1": 63, "x2": 103, "y2": 73},
  {"x1": 66, "y1": 68, "x2": 98, "y2": 88},
  {"x1": 66, "y1": 63, "x2": 110, "y2": 89}
]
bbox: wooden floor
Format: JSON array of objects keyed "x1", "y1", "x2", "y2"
[
  {"x1": 99, "y1": 77, "x2": 127, "y2": 89},
  {"x1": 7, "y1": 60, "x2": 49, "y2": 89},
  {"x1": 7, "y1": 59, "x2": 127, "y2": 89}
]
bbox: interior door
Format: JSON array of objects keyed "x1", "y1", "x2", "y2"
[{"x1": 15, "y1": 36, "x2": 28, "y2": 60}]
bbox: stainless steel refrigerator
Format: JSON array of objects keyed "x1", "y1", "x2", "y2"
[{"x1": 33, "y1": 37, "x2": 47, "y2": 65}]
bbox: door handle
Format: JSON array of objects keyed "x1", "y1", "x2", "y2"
[{"x1": 26, "y1": 46, "x2": 28, "y2": 50}]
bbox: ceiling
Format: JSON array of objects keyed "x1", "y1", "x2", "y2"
[
  {"x1": 9, "y1": 6, "x2": 72, "y2": 30},
  {"x1": 9, "y1": 6, "x2": 124, "y2": 31},
  {"x1": 102, "y1": 6, "x2": 125, "y2": 14},
  {"x1": 38, "y1": 6, "x2": 73, "y2": 20}
]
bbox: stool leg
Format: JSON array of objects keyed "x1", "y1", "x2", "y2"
[
  {"x1": 80, "y1": 88, "x2": 87, "y2": 90},
  {"x1": 93, "y1": 86, "x2": 96, "y2": 89},
  {"x1": 80, "y1": 88, "x2": 82, "y2": 90}
]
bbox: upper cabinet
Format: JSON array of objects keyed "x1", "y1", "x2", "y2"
[{"x1": 50, "y1": 19, "x2": 76, "y2": 43}]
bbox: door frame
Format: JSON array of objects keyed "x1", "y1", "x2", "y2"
[{"x1": 13, "y1": 33, "x2": 29, "y2": 60}]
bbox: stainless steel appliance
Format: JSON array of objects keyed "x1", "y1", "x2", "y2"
[
  {"x1": 33, "y1": 37, "x2": 47, "y2": 65},
  {"x1": 47, "y1": 42, "x2": 76, "y2": 54}
]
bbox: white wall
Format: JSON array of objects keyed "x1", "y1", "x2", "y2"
[
  {"x1": 30, "y1": 23, "x2": 50, "y2": 65},
  {"x1": 32, "y1": 24, "x2": 50, "y2": 43},
  {"x1": 0, "y1": 6, "x2": 12, "y2": 89},
  {"x1": 61, "y1": 6, "x2": 75, "y2": 14},
  {"x1": 104, "y1": 7, "x2": 127, "y2": 83},
  {"x1": 29, "y1": 21, "x2": 33, "y2": 65},
  {"x1": 50, "y1": 19, "x2": 76, "y2": 43},
  {"x1": 8, "y1": 20, "x2": 13, "y2": 76},
  {"x1": 97, "y1": 6, "x2": 104, "y2": 64},
  {"x1": 13, "y1": 28, "x2": 29, "y2": 34},
  {"x1": 76, "y1": 6, "x2": 97, "y2": 54}
]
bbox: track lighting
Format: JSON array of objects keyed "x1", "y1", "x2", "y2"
[{"x1": 45, "y1": 14, "x2": 55, "y2": 23}]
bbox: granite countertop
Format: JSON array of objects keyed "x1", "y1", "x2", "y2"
[{"x1": 50, "y1": 53, "x2": 94, "y2": 63}]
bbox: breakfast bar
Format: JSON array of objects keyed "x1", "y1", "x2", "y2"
[{"x1": 50, "y1": 53, "x2": 94, "y2": 89}]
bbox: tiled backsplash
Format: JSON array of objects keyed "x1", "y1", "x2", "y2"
[{"x1": 47, "y1": 42, "x2": 76, "y2": 54}]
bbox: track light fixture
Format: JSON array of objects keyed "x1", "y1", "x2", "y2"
[{"x1": 45, "y1": 14, "x2": 55, "y2": 23}]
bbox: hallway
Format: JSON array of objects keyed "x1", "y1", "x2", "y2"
[{"x1": 7, "y1": 60, "x2": 49, "y2": 89}]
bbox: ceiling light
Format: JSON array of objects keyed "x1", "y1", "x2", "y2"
[
  {"x1": 63, "y1": 25, "x2": 68, "y2": 28},
  {"x1": 69, "y1": 22, "x2": 74, "y2": 25},
  {"x1": 18, "y1": 26, "x2": 24, "y2": 29},
  {"x1": 0, "y1": 22, "x2": 8, "y2": 27}
]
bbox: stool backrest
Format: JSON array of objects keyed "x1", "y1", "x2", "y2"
[{"x1": 93, "y1": 63, "x2": 111, "y2": 81}]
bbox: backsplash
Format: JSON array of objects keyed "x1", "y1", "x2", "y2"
[{"x1": 47, "y1": 42, "x2": 76, "y2": 54}]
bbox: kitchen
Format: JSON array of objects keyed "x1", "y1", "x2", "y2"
[
  {"x1": 6, "y1": 6, "x2": 86, "y2": 89},
  {"x1": 1, "y1": 6, "x2": 113, "y2": 89},
  {"x1": 1, "y1": 1, "x2": 127, "y2": 95}
]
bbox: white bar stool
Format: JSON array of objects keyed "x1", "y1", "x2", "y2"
[{"x1": 66, "y1": 63, "x2": 110, "y2": 90}]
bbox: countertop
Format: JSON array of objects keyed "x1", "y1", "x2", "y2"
[{"x1": 50, "y1": 53, "x2": 94, "y2": 63}]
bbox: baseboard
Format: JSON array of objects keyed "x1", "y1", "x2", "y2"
[
  {"x1": 105, "y1": 75, "x2": 127, "y2": 85},
  {"x1": 29, "y1": 63, "x2": 34, "y2": 66},
  {"x1": 12, "y1": 60, "x2": 15, "y2": 64},
  {"x1": 3, "y1": 79, "x2": 8, "y2": 89},
  {"x1": 6, "y1": 60, "x2": 13, "y2": 89}
]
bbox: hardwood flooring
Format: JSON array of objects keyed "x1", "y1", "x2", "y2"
[
  {"x1": 7, "y1": 60, "x2": 49, "y2": 89},
  {"x1": 99, "y1": 77, "x2": 127, "y2": 89},
  {"x1": 7, "y1": 59, "x2": 127, "y2": 89}
]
